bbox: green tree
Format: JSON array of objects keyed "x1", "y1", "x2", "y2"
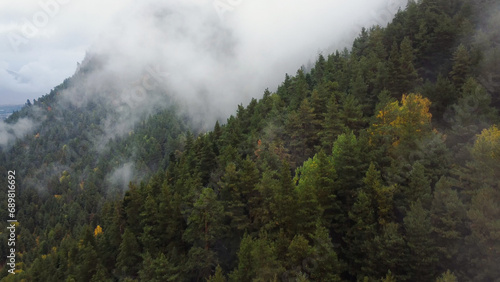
[
  {"x1": 403, "y1": 201, "x2": 438, "y2": 281},
  {"x1": 430, "y1": 177, "x2": 467, "y2": 276},
  {"x1": 373, "y1": 223, "x2": 408, "y2": 281},
  {"x1": 345, "y1": 190, "x2": 377, "y2": 279},
  {"x1": 207, "y1": 265, "x2": 226, "y2": 282},
  {"x1": 116, "y1": 228, "x2": 141, "y2": 278},
  {"x1": 397, "y1": 161, "x2": 432, "y2": 214},
  {"x1": 183, "y1": 188, "x2": 226, "y2": 280},
  {"x1": 398, "y1": 37, "x2": 420, "y2": 94},
  {"x1": 331, "y1": 132, "x2": 365, "y2": 224},
  {"x1": 466, "y1": 186, "x2": 500, "y2": 281},
  {"x1": 139, "y1": 252, "x2": 180, "y2": 282},
  {"x1": 308, "y1": 225, "x2": 344, "y2": 281},
  {"x1": 447, "y1": 78, "x2": 498, "y2": 148},
  {"x1": 436, "y1": 270, "x2": 458, "y2": 282},
  {"x1": 320, "y1": 93, "x2": 345, "y2": 151},
  {"x1": 183, "y1": 188, "x2": 225, "y2": 251},
  {"x1": 270, "y1": 160, "x2": 298, "y2": 236},
  {"x1": 449, "y1": 44, "x2": 471, "y2": 89}
]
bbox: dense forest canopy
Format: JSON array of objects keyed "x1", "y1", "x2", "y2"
[{"x1": 1, "y1": 0, "x2": 500, "y2": 281}]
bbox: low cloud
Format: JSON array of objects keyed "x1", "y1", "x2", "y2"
[
  {"x1": 106, "y1": 162, "x2": 137, "y2": 192},
  {"x1": 55, "y1": 0, "x2": 408, "y2": 133},
  {"x1": 0, "y1": 118, "x2": 38, "y2": 149}
]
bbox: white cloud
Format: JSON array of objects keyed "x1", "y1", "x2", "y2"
[{"x1": 0, "y1": 0, "x2": 408, "y2": 112}]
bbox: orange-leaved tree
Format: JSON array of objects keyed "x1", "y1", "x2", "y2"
[{"x1": 371, "y1": 93, "x2": 432, "y2": 147}]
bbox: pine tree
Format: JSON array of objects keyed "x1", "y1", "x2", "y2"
[
  {"x1": 398, "y1": 37, "x2": 420, "y2": 94},
  {"x1": 116, "y1": 228, "x2": 141, "y2": 278},
  {"x1": 231, "y1": 232, "x2": 283, "y2": 281},
  {"x1": 313, "y1": 151, "x2": 340, "y2": 229},
  {"x1": 332, "y1": 132, "x2": 364, "y2": 212},
  {"x1": 397, "y1": 161, "x2": 432, "y2": 214},
  {"x1": 466, "y1": 186, "x2": 500, "y2": 281},
  {"x1": 430, "y1": 177, "x2": 467, "y2": 275},
  {"x1": 183, "y1": 188, "x2": 225, "y2": 251},
  {"x1": 320, "y1": 93, "x2": 345, "y2": 151},
  {"x1": 436, "y1": 270, "x2": 458, "y2": 282},
  {"x1": 308, "y1": 225, "x2": 344, "y2": 281},
  {"x1": 139, "y1": 252, "x2": 181, "y2": 282},
  {"x1": 403, "y1": 201, "x2": 438, "y2": 281},
  {"x1": 364, "y1": 162, "x2": 395, "y2": 226},
  {"x1": 140, "y1": 194, "x2": 160, "y2": 254},
  {"x1": 207, "y1": 265, "x2": 227, "y2": 282},
  {"x1": 373, "y1": 223, "x2": 409, "y2": 281},
  {"x1": 287, "y1": 98, "x2": 319, "y2": 166},
  {"x1": 387, "y1": 41, "x2": 401, "y2": 97},
  {"x1": 341, "y1": 94, "x2": 366, "y2": 132},
  {"x1": 448, "y1": 78, "x2": 498, "y2": 148},
  {"x1": 345, "y1": 190, "x2": 378, "y2": 279},
  {"x1": 285, "y1": 235, "x2": 312, "y2": 277},
  {"x1": 219, "y1": 162, "x2": 248, "y2": 233},
  {"x1": 449, "y1": 44, "x2": 471, "y2": 89},
  {"x1": 270, "y1": 160, "x2": 298, "y2": 236},
  {"x1": 183, "y1": 188, "x2": 226, "y2": 279}
]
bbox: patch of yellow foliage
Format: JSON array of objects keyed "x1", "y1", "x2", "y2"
[
  {"x1": 472, "y1": 125, "x2": 500, "y2": 160},
  {"x1": 94, "y1": 225, "x2": 103, "y2": 237},
  {"x1": 372, "y1": 93, "x2": 432, "y2": 146}
]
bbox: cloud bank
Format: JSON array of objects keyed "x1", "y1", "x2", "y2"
[
  {"x1": 1, "y1": 0, "x2": 408, "y2": 148},
  {"x1": 58, "y1": 0, "x2": 408, "y2": 128}
]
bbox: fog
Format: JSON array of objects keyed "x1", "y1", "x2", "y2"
[
  {"x1": 0, "y1": 0, "x2": 409, "y2": 149},
  {"x1": 0, "y1": 117, "x2": 38, "y2": 148},
  {"x1": 60, "y1": 0, "x2": 408, "y2": 129}
]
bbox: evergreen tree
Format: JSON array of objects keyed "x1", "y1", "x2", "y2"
[
  {"x1": 270, "y1": 160, "x2": 298, "y2": 236},
  {"x1": 308, "y1": 225, "x2": 344, "y2": 281},
  {"x1": 403, "y1": 201, "x2": 438, "y2": 281},
  {"x1": 341, "y1": 94, "x2": 366, "y2": 132},
  {"x1": 139, "y1": 252, "x2": 180, "y2": 282},
  {"x1": 466, "y1": 186, "x2": 500, "y2": 281},
  {"x1": 373, "y1": 223, "x2": 409, "y2": 281},
  {"x1": 332, "y1": 132, "x2": 364, "y2": 212},
  {"x1": 398, "y1": 37, "x2": 421, "y2": 94},
  {"x1": 430, "y1": 177, "x2": 467, "y2": 276},
  {"x1": 207, "y1": 265, "x2": 226, "y2": 282},
  {"x1": 345, "y1": 190, "x2": 377, "y2": 279},
  {"x1": 436, "y1": 270, "x2": 458, "y2": 282},
  {"x1": 449, "y1": 44, "x2": 471, "y2": 89},
  {"x1": 116, "y1": 228, "x2": 141, "y2": 278},
  {"x1": 397, "y1": 161, "x2": 432, "y2": 214},
  {"x1": 448, "y1": 78, "x2": 498, "y2": 148},
  {"x1": 183, "y1": 188, "x2": 226, "y2": 280},
  {"x1": 320, "y1": 93, "x2": 345, "y2": 151}
]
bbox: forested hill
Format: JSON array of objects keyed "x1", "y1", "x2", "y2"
[{"x1": 2, "y1": 0, "x2": 500, "y2": 281}]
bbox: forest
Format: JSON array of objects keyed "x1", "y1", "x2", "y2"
[{"x1": 1, "y1": 0, "x2": 500, "y2": 281}]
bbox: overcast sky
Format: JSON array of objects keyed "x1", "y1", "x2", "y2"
[{"x1": 0, "y1": 0, "x2": 407, "y2": 106}]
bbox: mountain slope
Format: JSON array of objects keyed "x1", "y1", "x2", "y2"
[{"x1": 1, "y1": 0, "x2": 500, "y2": 281}]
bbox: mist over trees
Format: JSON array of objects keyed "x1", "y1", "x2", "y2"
[{"x1": 1, "y1": 0, "x2": 500, "y2": 281}]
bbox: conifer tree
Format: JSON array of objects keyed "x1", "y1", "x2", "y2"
[
  {"x1": 399, "y1": 37, "x2": 420, "y2": 93},
  {"x1": 449, "y1": 44, "x2": 471, "y2": 89},
  {"x1": 116, "y1": 228, "x2": 141, "y2": 278},
  {"x1": 430, "y1": 177, "x2": 467, "y2": 275},
  {"x1": 403, "y1": 200, "x2": 438, "y2": 281},
  {"x1": 373, "y1": 223, "x2": 409, "y2": 281},
  {"x1": 345, "y1": 190, "x2": 377, "y2": 279},
  {"x1": 320, "y1": 94, "x2": 345, "y2": 151}
]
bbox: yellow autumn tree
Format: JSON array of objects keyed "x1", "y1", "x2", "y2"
[
  {"x1": 94, "y1": 225, "x2": 103, "y2": 237},
  {"x1": 471, "y1": 125, "x2": 500, "y2": 180},
  {"x1": 371, "y1": 93, "x2": 432, "y2": 146}
]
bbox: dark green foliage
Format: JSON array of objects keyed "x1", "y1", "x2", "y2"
[
  {"x1": 2, "y1": 1, "x2": 500, "y2": 281},
  {"x1": 404, "y1": 201, "x2": 438, "y2": 281},
  {"x1": 116, "y1": 228, "x2": 141, "y2": 278}
]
